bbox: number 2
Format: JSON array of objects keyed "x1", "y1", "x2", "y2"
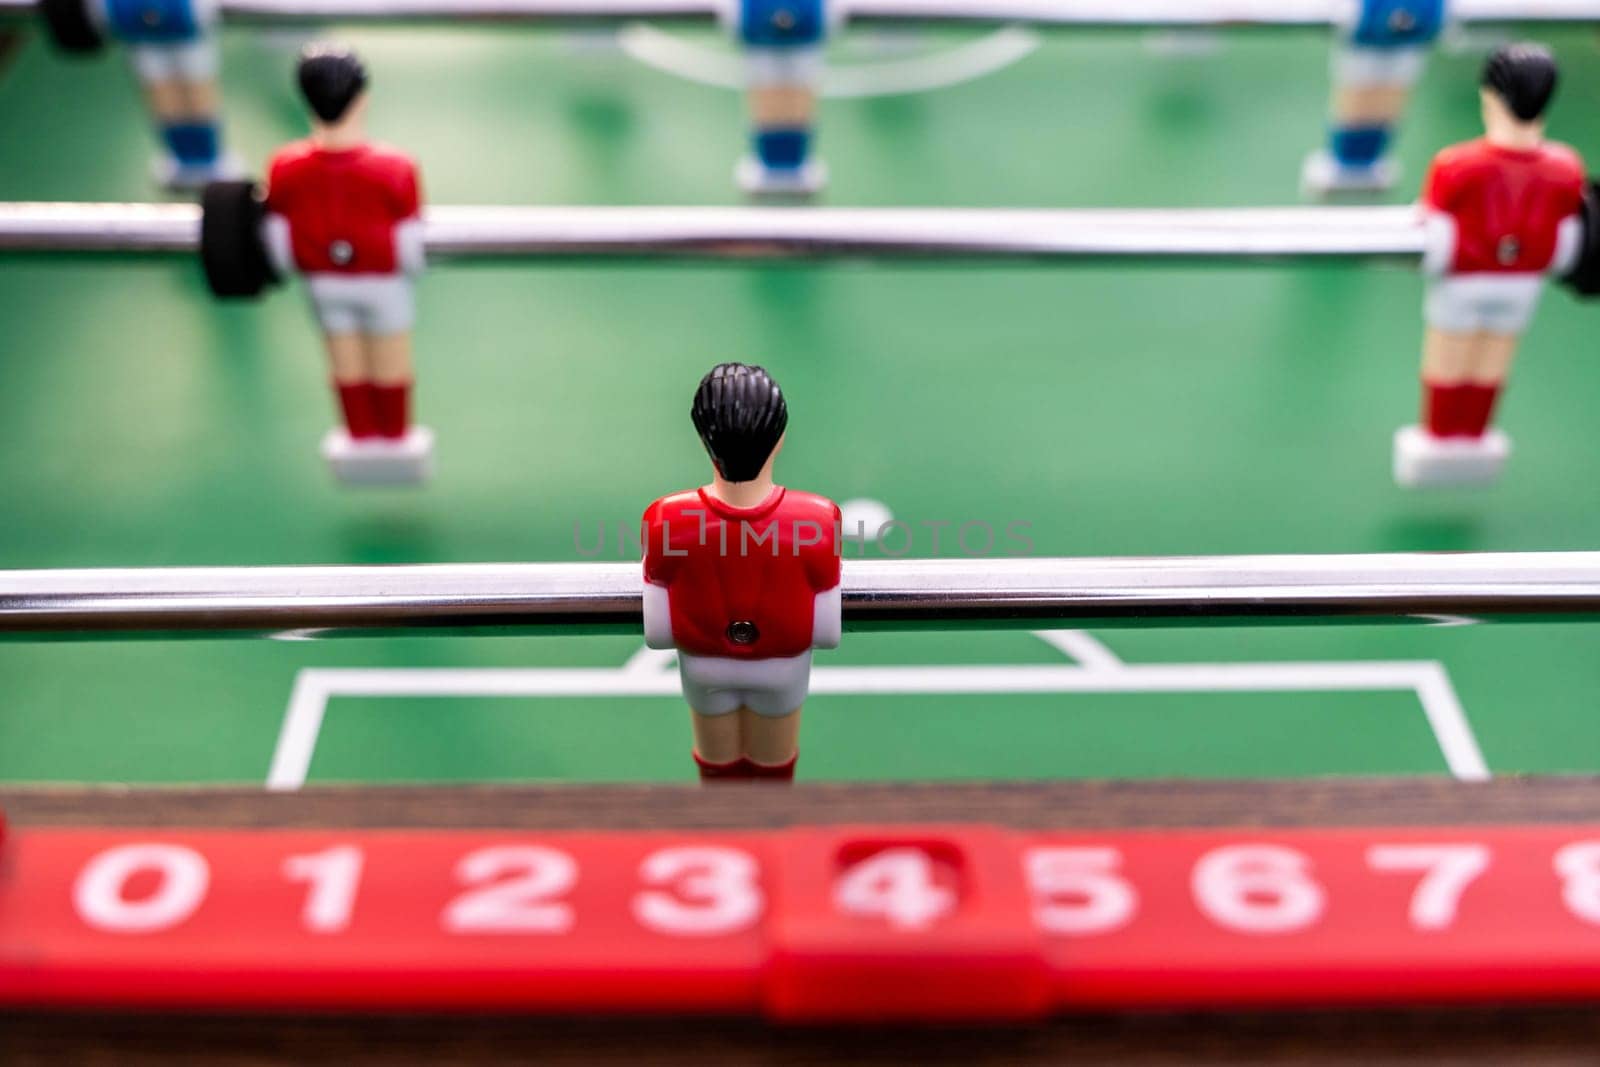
[{"x1": 442, "y1": 846, "x2": 577, "y2": 934}]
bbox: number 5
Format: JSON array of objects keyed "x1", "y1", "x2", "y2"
[{"x1": 1025, "y1": 847, "x2": 1137, "y2": 936}]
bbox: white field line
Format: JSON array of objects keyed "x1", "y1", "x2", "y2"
[
  {"x1": 266, "y1": 631, "x2": 1489, "y2": 791},
  {"x1": 615, "y1": 23, "x2": 1040, "y2": 98}
]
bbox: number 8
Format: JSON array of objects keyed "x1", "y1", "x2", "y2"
[{"x1": 1554, "y1": 841, "x2": 1600, "y2": 925}]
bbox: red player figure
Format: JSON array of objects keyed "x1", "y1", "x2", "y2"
[
  {"x1": 1395, "y1": 43, "x2": 1587, "y2": 488},
  {"x1": 642, "y1": 363, "x2": 842, "y2": 783},
  {"x1": 262, "y1": 44, "x2": 433, "y2": 486}
]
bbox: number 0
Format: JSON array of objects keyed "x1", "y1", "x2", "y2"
[{"x1": 74, "y1": 843, "x2": 210, "y2": 933}]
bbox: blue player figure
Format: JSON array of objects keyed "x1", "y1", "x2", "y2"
[
  {"x1": 95, "y1": 0, "x2": 239, "y2": 188},
  {"x1": 726, "y1": 0, "x2": 835, "y2": 196},
  {"x1": 1302, "y1": 0, "x2": 1445, "y2": 197}
]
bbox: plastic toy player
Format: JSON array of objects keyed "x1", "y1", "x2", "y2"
[
  {"x1": 730, "y1": 0, "x2": 832, "y2": 195},
  {"x1": 1394, "y1": 43, "x2": 1586, "y2": 488},
  {"x1": 642, "y1": 363, "x2": 842, "y2": 783},
  {"x1": 263, "y1": 45, "x2": 433, "y2": 486},
  {"x1": 1303, "y1": 0, "x2": 1444, "y2": 197},
  {"x1": 100, "y1": 0, "x2": 237, "y2": 188}
]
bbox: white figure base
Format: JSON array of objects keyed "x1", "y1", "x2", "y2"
[
  {"x1": 1393, "y1": 425, "x2": 1510, "y2": 489},
  {"x1": 737, "y1": 155, "x2": 828, "y2": 197},
  {"x1": 153, "y1": 151, "x2": 246, "y2": 192},
  {"x1": 1300, "y1": 148, "x2": 1398, "y2": 198},
  {"x1": 322, "y1": 426, "x2": 435, "y2": 487}
]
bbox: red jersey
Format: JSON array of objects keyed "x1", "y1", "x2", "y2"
[
  {"x1": 266, "y1": 141, "x2": 421, "y2": 275},
  {"x1": 1422, "y1": 137, "x2": 1585, "y2": 274},
  {"x1": 643, "y1": 486, "x2": 841, "y2": 659}
]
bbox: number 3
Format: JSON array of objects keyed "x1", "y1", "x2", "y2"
[{"x1": 633, "y1": 846, "x2": 763, "y2": 936}]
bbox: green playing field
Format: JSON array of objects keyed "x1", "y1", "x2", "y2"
[{"x1": 2, "y1": 22, "x2": 1599, "y2": 788}]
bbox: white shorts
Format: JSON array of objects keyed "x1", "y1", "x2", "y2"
[
  {"x1": 1424, "y1": 274, "x2": 1545, "y2": 335},
  {"x1": 126, "y1": 37, "x2": 218, "y2": 83},
  {"x1": 1331, "y1": 44, "x2": 1427, "y2": 89},
  {"x1": 305, "y1": 274, "x2": 415, "y2": 336},
  {"x1": 745, "y1": 46, "x2": 823, "y2": 88},
  {"x1": 678, "y1": 650, "x2": 813, "y2": 717}
]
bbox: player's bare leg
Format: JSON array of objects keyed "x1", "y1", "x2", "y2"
[
  {"x1": 1306, "y1": 83, "x2": 1410, "y2": 196},
  {"x1": 323, "y1": 332, "x2": 378, "y2": 440},
  {"x1": 369, "y1": 332, "x2": 413, "y2": 385},
  {"x1": 1332, "y1": 84, "x2": 1409, "y2": 133},
  {"x1": 140, "y1": 80, "x2": 184, "y2": 118},
  {"x1": 690, "y1": 708, "x2": 744, "y2": 780},
  {"x1": 365, "y1": 331, "x2": 414, "y2": 440},
  {"x1": 750, "y1": 85, "x2": 814, "y2": 133},
  {"x1": 742, "y1": 706, "x2": 801, "y2": 780},
  {"x1": 740, "y1": 76, "x2": 824, "y2": 195},
  {"x1": 137, "y1": 67, "x2": 230, "y2": 188},
  {"x1": 178, "y1": 78, "x2": 219, "y2": 117},
  {"x1": 1466, "y1": 332, "x2": 1519, "y2": 386},
  {"x1": 1421, "y1": 326, "x2": 1473, "y2": 382},
  {"x1": 1303, "y1": 20, "x2": 1435, "y2": 198}
]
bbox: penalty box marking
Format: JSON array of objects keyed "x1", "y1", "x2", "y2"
[{"x1": 267, "y1": 632, "x2": 1489, "y2": 791}]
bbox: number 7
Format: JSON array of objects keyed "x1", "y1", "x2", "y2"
[{"x1": 1366, "y1": 844, "x2": 1491, "y2": 931}]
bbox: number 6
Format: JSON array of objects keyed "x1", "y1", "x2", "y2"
[{"x1": 1192, "y1": 844, "x2": 1324, "y2": 934}]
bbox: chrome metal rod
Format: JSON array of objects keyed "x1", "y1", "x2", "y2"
[
  {"x1": 846, "y1": 0, "x2": 1600, "y2": 27},
  {"x1": 0, "y1": 202, "x2": 1426, "y2": 264},
  {"x1": 3, "y1": 553, "x2": 1599, "y2": 638},
  {"x1": 1, "y1": 0, "x2": 1595, "y2": 25}
]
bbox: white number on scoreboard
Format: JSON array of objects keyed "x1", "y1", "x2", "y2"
[
  {"x1": 442, "y1": 846, "x2": 578, "y2": 934},
  {"x1": 633, "y1": 846, "x2": 764, "y2": 936},
  {"x1": 1192, "y1": 844, "x2": 1325, "y2": 934},
  {"x1": 1365, "y1": 843, "x2": 1491, "y2": 931},
  {"x1": 1554, "y1": 841, "x2": 1600, "y2": 926},
  {"x1": 1025, "y1": 846, "x2": 1138, "y2": 936},
  {"x1": 73, "y1": 843, "x2": 210, "y2": 934},
  {"x1": 833, "y1": 847, "x2": 957, "y2": 931},
  {"x1": 283, "y1": 845, "x2": 365, "y2": 934}
]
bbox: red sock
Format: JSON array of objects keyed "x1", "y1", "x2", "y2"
[
  {"x1": 694, "y1": 750, "x2": 747, "y2": 782},
  {"x1": 1458, "y1": 382, "x2": 1502, "y2": 438},
  {"x1": 372, "y1": 382, "x2": 411, "y2": 439},
  {"x1": 1423, "y1": 380, "x2": 1468, "y2": 437},
  {"x1": 745, "y1": 753, "x2": 798, "y2": 782},
  {"x1": 335, "y1": 382, "x2": 378, "y2": 439}
]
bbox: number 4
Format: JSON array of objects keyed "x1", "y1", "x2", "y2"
[
  {"x1": 833, "y1": 848, "x2": 957, "y2": 931},
  {"x1": 1366, "y1": 843, "x2": 1491, "y2": 931}
]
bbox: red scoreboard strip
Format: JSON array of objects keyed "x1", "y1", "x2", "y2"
[{"x1": 3, "y1": 822, "x2": 1600, "y2": 1020}]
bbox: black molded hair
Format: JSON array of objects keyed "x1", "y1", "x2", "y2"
[
  {"x1": 1482, "y1": 42, "x2": 1559, "y2": 122},
  {"x1": 297, "y1": 44, "x2": 369, "y2": 124},
  {"x1": 691, "y1": 363, "x2": 788, "y2": 483}
]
